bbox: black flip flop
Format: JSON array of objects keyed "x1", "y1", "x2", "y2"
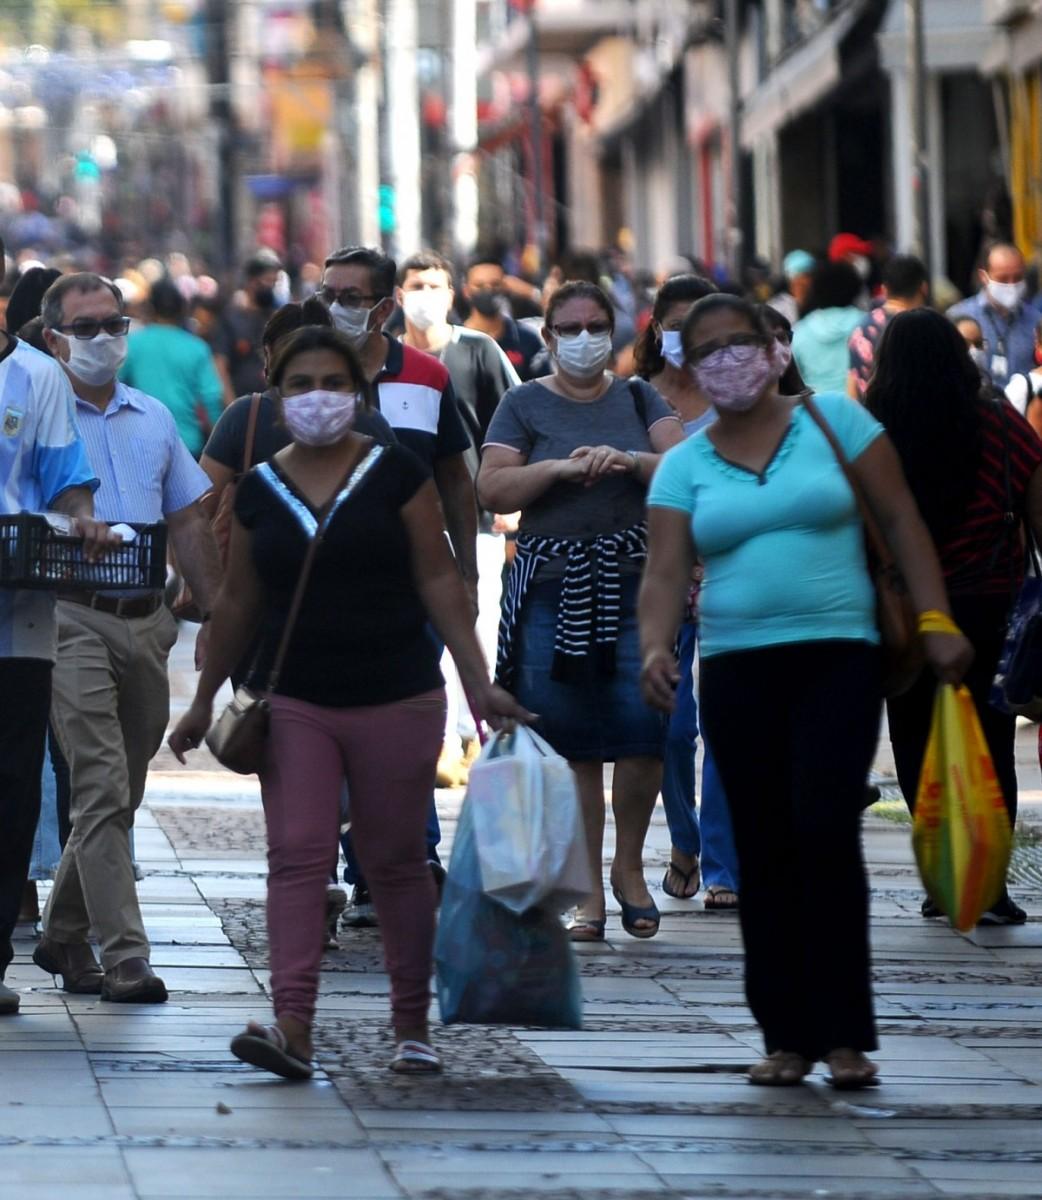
[
  {"x1": 230, "y1": 1022, "x2": 314, "y2": 1080},
  {"x1": 612, "y1": 887, "x2": 660, "y2": 939},
  {"x1": 662, "y1": 859, "x2": 700, "y2": 899}
]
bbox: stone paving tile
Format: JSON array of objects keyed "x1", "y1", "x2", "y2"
[
  {"x1": 636, "y1": 1149, "x2": 917, "y2": 1178},
  {"x1": 107, "y1": 1105, "x2": 366, "y2": 1143},
  {"x1": 603, "y1": 1113, "x2": 875, "y2": 1144},
  {"x1": 123, "y1": 1146, "x2": 401, "y2": 1198},
  {"x1": 0, "y1": 1147, "x2": 135, "y2": 1195},
  {"x1": 97, "y1": 1074, "x2": 348, "y2": 1110},
  {"x1": 655, "y1": 1174, "x2": 940, "y2": 1197},
  {"x1": 0, "y1": 1102, "x2": 113, "y2": 1139}
]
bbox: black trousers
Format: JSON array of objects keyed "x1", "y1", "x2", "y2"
[
  {"x1": 0, "y1": 658, "x2": 52, "y2": 979},
  {"x1": 700, "y1": 641, "x2": 880, "y2": 1059},
  {"x1": 887, "y1": 593, "x2": 1017, "y2": 826}
]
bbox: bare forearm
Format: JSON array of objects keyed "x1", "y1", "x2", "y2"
[
  {"x1": 639, "y1": 570, "x2": 687, "y2": 659},
  {"x1": 477, "y1": 460, "x2": 561, "y2": 512},
  {"x1": 440, "y1": 483, "x2": 478, "y2": 581},
  {"x1": 420, "y1": 569, "x2": 490, "y2": 693},
  {"x1": 170, "y1": 518, "x2": 223, "y2": 614},
  {"x1": 194, "y1": 589, "x2": 262, "y2": 704},
  {"x1": 51, "y1": 486, "x2": 95, "y2": 521}
]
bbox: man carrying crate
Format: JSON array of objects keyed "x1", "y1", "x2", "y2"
[
  {"x1": 0, "y1": 320, "x2": 118, "y2": 1018},
  {"x1": 35, "y1": 273, "x2": 222, "y2": 1005}
]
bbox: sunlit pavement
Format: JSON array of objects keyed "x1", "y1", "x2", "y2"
[{"x1": 4, "y1": 626, "x2": 1042, "y2": 1200}]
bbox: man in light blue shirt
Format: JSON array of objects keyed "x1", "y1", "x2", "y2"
[
  {"x1": 0, "y1": 330, "x2": 116, "y2": 1017},
  {"x1": 947, "y1": 243, "x2": 1042, "y2": 390},
  {"x1": 36, "y1": 273, "x2": 222, "y2": 1005}
]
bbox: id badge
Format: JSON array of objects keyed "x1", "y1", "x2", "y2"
[{"x1": 991, "y1": 355, "x2": 1008, "y2": 379}]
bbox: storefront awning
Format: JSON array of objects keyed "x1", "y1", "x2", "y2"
[
  {"x1": 980, "y1": 12, "x2": 1042, "y2": 75},
  {"x1": 740, "y1": 4, "x2": 862, "y2": 148},
  {"x1": 877, "y1": 0, "x2": 993, "y2": 73}
]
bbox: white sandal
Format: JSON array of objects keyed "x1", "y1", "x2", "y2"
[
  {"x1": 390, "y1": 1038, "x2": 441, "y2": 1074},
  {"x1": 230, "y1": 1021, "x2": 314, "y2": 1080}
]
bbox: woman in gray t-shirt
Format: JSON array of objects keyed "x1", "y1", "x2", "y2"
[{"x1": 478, "y1": 281, "x2": 684, "y2": 942}]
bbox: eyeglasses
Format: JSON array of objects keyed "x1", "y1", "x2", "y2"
[
  {"x1": 550, "y1": 320, "x2": 613, "y2": 338},
  {"x1": 688, "y1": 332, "x2": 768, "y2": 364},
  {"x1": 317, "y1": 288, "x2": 383, "y2": 309},
  {"x1": 54, "y1": 316, "x2": 131, "y2": 340}
]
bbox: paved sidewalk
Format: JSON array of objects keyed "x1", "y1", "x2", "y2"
[{"x1": 3, "y1": 635, "x2": 1042, "y2": 1199}]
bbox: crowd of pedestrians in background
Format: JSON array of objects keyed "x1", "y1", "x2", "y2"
[{"x1": 1, "y1": 220, "x2": 1040, "y2": 1089}]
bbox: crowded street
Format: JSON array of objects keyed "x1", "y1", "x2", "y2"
[
  {"x1": 3, "y1": 630, "x2": 1042, "y2": 1199},
  {"x1": 5, "y1": 2, "x2": 1042, "y2": 1198}
]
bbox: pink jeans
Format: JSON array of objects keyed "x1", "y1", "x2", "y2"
[{"x1": 260, "y1": 689, "x2": 445, "y2": 1029}]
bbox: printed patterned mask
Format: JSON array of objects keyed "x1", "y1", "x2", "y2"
[
  {"x1": 692, "y1": 344, "x2": 775, "y2": 412},
  {"x1": 281, "y1": 389, "x2": 360, "y2": 446}
]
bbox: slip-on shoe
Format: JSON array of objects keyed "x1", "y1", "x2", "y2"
[
  {"x1": 32, "y1": 937, "x2": 104, "y2": 994},
  {"x1": 101, "y1": 957, "x2": 168, "y2": 1004}
]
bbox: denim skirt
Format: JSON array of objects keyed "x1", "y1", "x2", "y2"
[{"x1": 513, "y1": 573, "x2": 666, "y2": 762}]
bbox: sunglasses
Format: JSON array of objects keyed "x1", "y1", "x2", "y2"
[
  {"x1": 317, "y1": 288, "x2": 383, "y2": 309},
  {"x1": 54, "y1": 317, "x2": 131, "y2": 340}
]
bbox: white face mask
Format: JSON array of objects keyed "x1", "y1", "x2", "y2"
[
  {"x1": 403, "y1": 289, "x2": 451, "y2": 332},
  {"x1": 554, "y1": 330, "x2": 613, "y2": 378},
  {"x1": 58, "y1": 332, "x2": 128, "y2": 386},
  {"x1": 985, "y1": 278, "x2": 1027, "y2": 311},
  {"x1": 280, "y1": 389, "x2": 360, "y2": 447},
  {"x1": 329, "y1": 302, "x2": 375, "y2": 347},
  {"x1": 661, "y1": 329, "x2": 685, "y2": 369}
]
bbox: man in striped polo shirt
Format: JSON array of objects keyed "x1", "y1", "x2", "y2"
[
  {"x1": 37, "y1": 273, "x2": 222, "y2": 1004},
  {"x1": 317, "y1": 246, "x2": 477, "y2": 926}
]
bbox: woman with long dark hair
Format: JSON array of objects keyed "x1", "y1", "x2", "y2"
[
  {"x1": 867, "y1": 308, "x2": 1042, "y2": 924},
  {"x1": 633, "y1": 275, "x2": 740, "y2": 908},
  {"x1": 759, "y1": 305, "x2": 808, "y2": 396},
  {"x1": 640, "y1": 294, "x2": 972, "y2": 1087}
]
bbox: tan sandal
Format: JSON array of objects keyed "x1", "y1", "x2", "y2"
[
  {"x1": 825, "y1": 1048, "x2": 880, "y2": 1090},
  {"x1": 747, "y1": 1051, "x2": 813, "y2": 1086}
]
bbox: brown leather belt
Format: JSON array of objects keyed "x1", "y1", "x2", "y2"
[{"x1": 57, "y1": 591, "x2": 164, "y2": 619}]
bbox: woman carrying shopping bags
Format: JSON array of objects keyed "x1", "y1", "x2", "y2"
[
  {"x1": 478, "y1": 281, "x2": 685, "y2": 941},
  {"x1": 639, "y1": 294, "x2": 972, "y2": 1089},
  {"x1": 170, "y1": 326, "x2": 530, "y2": 1079},
  {"x1": 867, "y1": 308, "x2": 1042, "y2": 924},
  {"x1": 633, "y1": 274, "x2": 739, "y2": 909}
]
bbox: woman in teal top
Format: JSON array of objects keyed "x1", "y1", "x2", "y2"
[{"x1": 639, "y1": 295, "x2": 973, "y2": 1090}]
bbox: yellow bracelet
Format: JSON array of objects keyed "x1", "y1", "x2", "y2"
[{"x1": 917, "y1": 609, "x2": 962, "y2": 637}]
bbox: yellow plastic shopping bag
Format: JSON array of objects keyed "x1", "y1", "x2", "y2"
[{"x1": 912, "y1": 684, "x2": 1012, "y2": 931}]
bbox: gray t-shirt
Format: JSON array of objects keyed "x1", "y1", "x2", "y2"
[{"x1": 483, "y1": 376, "x2": 677, "y2": 539}]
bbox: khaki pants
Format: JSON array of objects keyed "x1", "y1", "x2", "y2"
[{"x1": 43, "y1": 601, "x2": 178, "y2": 970}]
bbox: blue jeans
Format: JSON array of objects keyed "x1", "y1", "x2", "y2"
[
  {"x1": 29, "y1": 725, "x2": 69, "y2": 881},
  {"x1": 661, "y1": 623, "x2": 739, "y2": 892}
]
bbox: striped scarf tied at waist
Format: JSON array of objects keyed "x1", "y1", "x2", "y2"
[{"x1": 496, "y1": 522, "x2": 648, "y2": 688}]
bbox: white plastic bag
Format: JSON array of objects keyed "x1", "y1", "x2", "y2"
[{"x1": 467, "y1": 726, "x2": 592, "y2": 914}]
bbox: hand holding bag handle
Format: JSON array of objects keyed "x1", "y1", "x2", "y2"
[
  {"x1": 801, "y1": 394, "x2": 922, "y2": 696},
  {"x1": 205, "y1": 450, "x2": 371, "y2": 773}
]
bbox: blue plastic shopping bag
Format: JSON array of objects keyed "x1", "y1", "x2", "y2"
[{"x1": 435, "y1": 796, "x2": 583, "y2": 1029}]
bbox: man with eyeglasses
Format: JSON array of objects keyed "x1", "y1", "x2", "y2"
[
  {"x1": 36, "y1": 273, "x2": 221, "y2": 1004},
  {"x1": 0, "y1": 281, "x2": 120, "y2": 1017}
]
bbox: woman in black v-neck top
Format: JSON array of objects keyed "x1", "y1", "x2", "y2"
[{"x1": 170, "y1": 327, "x2": 530, "y2": 1080}]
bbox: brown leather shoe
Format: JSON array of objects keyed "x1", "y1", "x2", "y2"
[
  {"x1": 101, "y1": 957, "x2": 168, "y2": 1004},
  {"x1": 32, "y1": 937, "x2": 104, "y2": 995}
]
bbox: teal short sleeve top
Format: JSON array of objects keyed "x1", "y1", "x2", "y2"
[{"x1": 647, "y1": 392, "x2": 885, "y2": 658}]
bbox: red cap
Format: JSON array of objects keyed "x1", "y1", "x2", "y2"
[{"x1": 828, "y1": 232, "x2": 873, "y2": 261}]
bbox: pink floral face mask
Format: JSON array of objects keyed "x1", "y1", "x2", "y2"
[
  {"x1": 281, "y1": 389, "x2": 360, "y2": 446},
  {"x1": 692, "y1": 344, "x2": 776, "y2": 412}
]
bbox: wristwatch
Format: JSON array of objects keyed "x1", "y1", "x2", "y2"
[{"x1": 626, "y1": 450, "x2": 641, "y2": 472}]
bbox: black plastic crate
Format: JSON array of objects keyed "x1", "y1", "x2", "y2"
[{"x1": 0, "y1": 514, "x2": 167, "y2": 591}]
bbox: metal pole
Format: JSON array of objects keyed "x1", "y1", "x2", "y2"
[
  {"x1": 207, "y1": 0, "x2": 236, "y2": 272},
  {"x1": 907, "y1": 0, "x2": 932, "y2": 285},
  {"x1": 452, "y1": 0, "x2": 479, "y2": 258},
  {"x1": 725, "y1": 0, "x2": 744, "y2": 283},
  {"x1": 526, "y1": 8, "x2": 547, "y2": 274}
]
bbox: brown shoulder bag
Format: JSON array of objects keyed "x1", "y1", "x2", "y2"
[{"x1": 802, "y1": 395, "x2": 923, "y2": 697}]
